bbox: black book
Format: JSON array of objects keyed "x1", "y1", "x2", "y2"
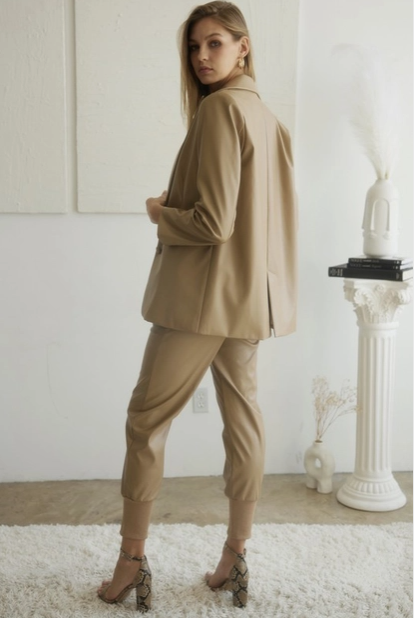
[
  {"x1": 328, "y1": 264, "x2": 413, "y2": 282},
  {"x1": 347, "y1": 256, "x2": 413, "y2": 270}
]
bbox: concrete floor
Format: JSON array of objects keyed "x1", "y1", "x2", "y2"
[{"x1": 0, "y1": 473, "x2": 412, "y2": 527}]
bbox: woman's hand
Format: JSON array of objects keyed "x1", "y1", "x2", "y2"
[{"x1": 146, "y1": 191, "x2": 168, "y2": 224}]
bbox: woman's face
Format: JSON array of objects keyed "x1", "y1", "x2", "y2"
[{"x1": 188, "y1": 17, "x2": 248, "y2": 93}]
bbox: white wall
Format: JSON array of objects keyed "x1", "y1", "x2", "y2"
[{"x1": 0, "y1": 0, "x2": 412, "y2": 482}]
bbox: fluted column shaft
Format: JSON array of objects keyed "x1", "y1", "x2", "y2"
[{"x1": 336, "y1": 279, "x2": 412, "y2": 511}]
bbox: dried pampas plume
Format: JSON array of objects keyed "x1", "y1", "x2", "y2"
[
  {"x1": 312, "y1": 376, "x2": 358, "y2": 442},
  {"x1": 332, "y1": 44, "x2": 400, "y2": 180}
]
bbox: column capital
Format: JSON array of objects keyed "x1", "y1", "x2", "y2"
[{"x1": 343, "y1": 279, "x2": 413, "y2": 324}]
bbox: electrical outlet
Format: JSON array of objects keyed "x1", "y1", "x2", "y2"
[{"x1": 193, "y1": 387, "x2": 208, "y2": 413}]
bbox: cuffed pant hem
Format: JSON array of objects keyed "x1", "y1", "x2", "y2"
[
  {"x1": 120, "y1": 497, "x2": 154, "y2": 540},
  {"x1": 227, "y1": 499, "x2": 257, "y2": 540}
]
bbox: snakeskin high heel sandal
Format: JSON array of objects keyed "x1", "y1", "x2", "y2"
[
  {"x1": 98, "y1": 548, "x2": 152, "y2": 612},
  {"x1": 206, "y1": 542, "x2": 249, "y2": 609}
]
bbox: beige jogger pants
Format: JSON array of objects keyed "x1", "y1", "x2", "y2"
[{"x1": 120, "y1": 325, "x2": 265, "y2": 540}]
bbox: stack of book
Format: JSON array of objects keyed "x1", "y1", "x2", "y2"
[{"x1": 328, "y1": 256, "x2": 413, "y2": 281}]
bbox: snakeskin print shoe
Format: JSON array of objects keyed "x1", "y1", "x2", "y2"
[
  {"x1": 206, "y1": 542, "x2": 249, "y2": 609},
  {"x1": 98, "y1": 548, "x2": 152, "y2": 612}
]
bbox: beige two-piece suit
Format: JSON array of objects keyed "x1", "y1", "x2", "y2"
[{"x1": 121, "y1": 75, "x2": 298, "y2": 540}]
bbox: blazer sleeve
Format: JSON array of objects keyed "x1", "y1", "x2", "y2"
[{"x1": 157, "y1": 92, "x2": 243, "y2": 246}]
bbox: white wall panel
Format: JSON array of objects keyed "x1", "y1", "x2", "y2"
[
  {"x1": 0, "y1": 0, "x2": 68, "y2": 213},
  {"x1": 75, "y1": 0, "x2": 299, "y2": 213},
  {"x1": 75, "y1": 0, "x2": 187, "y2": 213}
]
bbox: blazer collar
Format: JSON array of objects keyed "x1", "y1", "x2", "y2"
[{"x1": 219, "y1": 74, "x2": 261, "y2": 98}]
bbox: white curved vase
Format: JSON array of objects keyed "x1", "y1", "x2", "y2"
[
  {"x1": 304, "y1": 440, "x2": 335, "y2": 494},
  {"x1": 362, "y1": 179, "x2": 399, "y2": 258}
]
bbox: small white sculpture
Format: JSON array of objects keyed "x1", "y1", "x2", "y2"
[
  {"x1": 304, "y1": 440, "x2": 335, "y2": 494},
  {"x1": 363, "y1": 179, "x2": 399, "y2": 257}
]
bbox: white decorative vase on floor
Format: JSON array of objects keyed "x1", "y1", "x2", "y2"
[
  {"x1": 362, "y1": 178, "x2": 399, "y2": 257},
  {"x1": 304, "y1": 440, "x2": 335, "y2": 494}
]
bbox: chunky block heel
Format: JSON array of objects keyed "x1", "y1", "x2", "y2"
[
  {"x1": 135, "y1": 555, "x2": 152, "y2": 613},
  {"x1": 227, "y1": 549, "x2": 249, "y2": 608}
]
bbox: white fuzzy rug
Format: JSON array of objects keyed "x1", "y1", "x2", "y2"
[{"x1": 0, "y1": 523, "x2": 411, "y2": 618}]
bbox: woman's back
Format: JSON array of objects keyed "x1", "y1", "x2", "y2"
[{"x1": 142, "y1": 75, "x2": 297, "y2": 339}]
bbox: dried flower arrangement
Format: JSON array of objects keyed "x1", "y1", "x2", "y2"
[{"x1": 312, "y1": 376, "x2": 358, "y2": 442}]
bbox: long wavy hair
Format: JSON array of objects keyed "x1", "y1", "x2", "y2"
[{"x1": 178, "y1": 1, "x2": 255, "y2": 129}]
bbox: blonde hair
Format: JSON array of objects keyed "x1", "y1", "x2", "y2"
[{"x1": 178, "y1": 1, "x2": 255, "y2": 128}]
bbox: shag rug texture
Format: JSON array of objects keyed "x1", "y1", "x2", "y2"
[{"x1": 0, "y1": 523, "x2": 411, "y2": 618}]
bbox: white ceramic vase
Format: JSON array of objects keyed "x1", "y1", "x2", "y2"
[
  {"x1": 304, "y1": 440, "x2": 335, "y2": 494},
  {"x1": 362, "y1": 178, "x2": 399, "y2": 258}
]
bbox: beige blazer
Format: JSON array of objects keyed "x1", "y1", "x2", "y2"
[{"x1": 142, "y1": 75, "x2": 298, "y2": 339}]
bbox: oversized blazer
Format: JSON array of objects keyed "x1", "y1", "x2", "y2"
[{"x1": 142, "y1": 75, "x2": 298, "y2": 340}]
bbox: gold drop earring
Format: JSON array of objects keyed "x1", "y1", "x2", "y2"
[{"x1": 238, "y1": 56, "x2": 245, "y2": 69}]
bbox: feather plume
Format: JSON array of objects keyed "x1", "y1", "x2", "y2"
[{"x1": 332, "y1": 44, "x2": 400, "y2": 179}]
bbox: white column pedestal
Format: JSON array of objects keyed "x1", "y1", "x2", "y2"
[{"x1": 336, "y1": 279, "x2": 413, "y2": 512}]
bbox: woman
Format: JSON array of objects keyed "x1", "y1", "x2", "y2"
[{"x1": 98, "y1": 1, "x2": 297, "y2": 611}]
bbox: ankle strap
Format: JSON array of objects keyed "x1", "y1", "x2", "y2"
[
  {"x1": 224, "y1": 542, "x2": 246, "y2": 558},
  {"x1": 120, "y1": 548, "x2": 145, "y2": 562}
]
